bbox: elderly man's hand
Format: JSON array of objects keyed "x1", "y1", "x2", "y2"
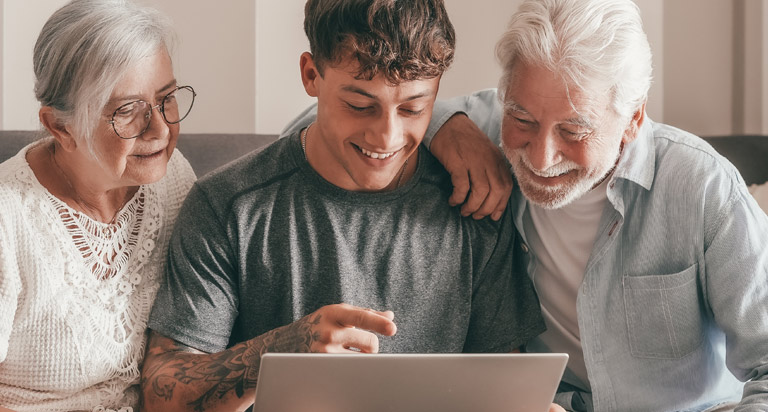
[
  {"x1": 548, "y1": 403, "x2": 567, "y2": 412},
  {"x1": 429, "y1": 113, "x2": 513, "y2": 221}
]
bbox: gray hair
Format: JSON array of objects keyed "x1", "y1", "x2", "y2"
[
  {"x1": 33, "y1": 0, "x2": 175, "y2": 150},
  {"x1": 495, "y1": 0, "x2": 652, "y2": 119}
]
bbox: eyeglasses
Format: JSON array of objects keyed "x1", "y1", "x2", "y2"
[{"x1": 108, "y1": 85, "x2": 196, "y2": 139}]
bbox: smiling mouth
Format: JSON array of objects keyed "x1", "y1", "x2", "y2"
[
  {"x1": 353, "y1": 144, "x2": 399, "y2": 160},
  {"x1": 134, "y1": 149, "x2": 164, "y2": 158},
  {"x1": 530, "y1": 169, "x2": 570, "y2": 178}
]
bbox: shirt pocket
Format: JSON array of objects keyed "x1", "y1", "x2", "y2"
[{"x1": 622, "y1": 264, "x2": 705, "y2": 359}]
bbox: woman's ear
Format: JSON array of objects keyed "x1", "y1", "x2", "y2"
[
  {"x1": 39, "y1": 106, "x2": 77, "y2": 152},
  {"x1": 621, "y1": 102, "x2": 646, "y2": 145},
  {"x1": 300, "y1": 51, "x2": 321, "y2": 98}
]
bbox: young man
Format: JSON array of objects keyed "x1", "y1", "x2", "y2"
[{"x1": 140, "y1": 1, "x2": 545, "y2": 411}]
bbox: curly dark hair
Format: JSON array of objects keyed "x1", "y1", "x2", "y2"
[{"x1": 304, "y1": 0, "x2": 456, "y2": 84}]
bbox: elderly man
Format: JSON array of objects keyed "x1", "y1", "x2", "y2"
[{"x1": 419, "y1": 0, "x2": 768, "y2": 410}]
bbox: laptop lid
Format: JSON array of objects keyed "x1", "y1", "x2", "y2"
[{"x1": 253, "y1": 353, "x2": 568, "y2": 412}]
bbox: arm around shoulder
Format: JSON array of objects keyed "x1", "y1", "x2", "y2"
[{"x1": 427, "y1": 90, "x2": 511, "y2": 221}]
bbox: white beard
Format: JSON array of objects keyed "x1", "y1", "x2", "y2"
[{"x1": 501, "y1": 141, "x2": 620, "y2": 210}]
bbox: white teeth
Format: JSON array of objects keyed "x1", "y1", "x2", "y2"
[{"x1": 359, "y1": 146, "x2": 396, "y2": 159}]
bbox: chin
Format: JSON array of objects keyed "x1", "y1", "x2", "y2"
[
  {"x1": 518, "y1": 177, "x2": 587, "y2": 209},
  {"x1": 133, "y1": 167, "x2": 168, "y2": 186}
]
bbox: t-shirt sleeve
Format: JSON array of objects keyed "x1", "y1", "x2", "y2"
[
  {"x1": 148, "y1": 183, "x2": 240, "y2": 353},
  {"x1": 463, "y1": 204, "x2": 545, "y2": 353}
]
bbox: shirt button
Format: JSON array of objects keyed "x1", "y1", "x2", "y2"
[{"x1": 521, "y1": 243, "x2": 529, "y2": 253}]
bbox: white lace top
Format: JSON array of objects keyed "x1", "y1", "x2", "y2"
[{"x1": 0, "y1": 142, "x2": 196, "y2": 412}]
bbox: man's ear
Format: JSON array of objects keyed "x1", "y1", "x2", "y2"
[
  {"x1": 39, "y1": 106, "x2": 77, "y2": 152},
  {"x1": 300, "y1": 52, "x2": 321, "y2": 98},
  {"x1": 621, "y1": 101, "x2": 646, "y2": 145}
]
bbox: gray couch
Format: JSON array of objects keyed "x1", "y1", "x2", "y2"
[
  {"x1": 0, "y1": 130, "x2": 277, "y2": 177},
  {"x1": 1, "y1": 130, "x2": 767, "y2": 185}
]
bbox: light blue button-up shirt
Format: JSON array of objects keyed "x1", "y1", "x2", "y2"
[{"x1": 427, "y1": 89, "x2": 768, "y2": 411}]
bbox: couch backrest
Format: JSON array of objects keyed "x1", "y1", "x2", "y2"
[
  {"x1": 0, "y1": 131, "x2": 278, "y2": 178},
  {"x1": 1, "y1": 130, "x2": 767, "y2": 185},
  {"x1": 702, "y1": 135, "x2": 768, "y2": 186}
]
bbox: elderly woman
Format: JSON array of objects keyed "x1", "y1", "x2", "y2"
[{"x1": 0, "y1": 0, "x2": 196, "y2": 411}]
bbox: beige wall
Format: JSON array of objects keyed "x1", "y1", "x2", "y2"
[
  {"x1": 0, "y1": 0, "x2": 3, "y2": 129},
  {"x1": 258, "y1": 0, "x2": 668, "y2": 134},
  {"x1": 148, "y1": 1, "x2": 256, "y2": 134},
  {"x1": 743, "y1": 0, "x2": 768, "y2": 134},
  {"x1": 255, "y1": 1, "x2": 313, "y2": 135},
  {"x1": 1, "y1": 1, "x2": 766, "y2": 136},
  {"x1": 1, "y1": 1, "x2": 65, "y2": 130},
  {"x1": 765, "y1": 2, "x2": 768, "y2": 133},
  {"x1": 0, "y1": 0, "x2": 255, "y2": 134},
  {"x1": 663, "y1": 0, "x2": 734, "y2": 136}
]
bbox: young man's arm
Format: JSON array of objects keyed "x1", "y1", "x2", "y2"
[{"x1": 141, "y1": 304, "x2": 396, "y2": 412}]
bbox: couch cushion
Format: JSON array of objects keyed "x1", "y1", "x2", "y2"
[
  {"x1": 703, "y1": 135, "x2": 768, "y2": 186},
  {"x1": 176, "y1": 133, "x2": 277, "y2": 176},
  {"x1": 0, "y1": 130, "x2": 45, "y2": 162}
]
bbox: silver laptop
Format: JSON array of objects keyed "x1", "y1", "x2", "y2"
[{"x1": 253, "y1": 353, "x2": 568, "y2": 412}]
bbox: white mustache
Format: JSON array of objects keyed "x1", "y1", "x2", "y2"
[{"x1": 514, "y1": 149, "x2": 581, "y2": 178}]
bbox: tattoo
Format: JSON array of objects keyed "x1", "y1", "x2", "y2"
[
  {"x1": 143, "y1": 313, "x2": 324, "y2": 411},
  {"x1": 261, "y1": 313, "x2": 322, "y2": 353}
]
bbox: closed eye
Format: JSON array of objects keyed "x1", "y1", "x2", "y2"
[
  {"x1": 560, "y1": 127, "x2": 590, "y2": 141},
  {"x1": 346, "y1": 102, "x2": 373, "y2": 112},
  {"x1": 511, "y1": 116, "x2": 535, "y2": 128},
  {"x1": 401, "y1": 108, "x2": 424, "y2": 116}
]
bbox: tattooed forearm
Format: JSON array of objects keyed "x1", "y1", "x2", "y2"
[
  {"x1": 261, "y1": 312, "x2": 322, "y2": 353},
  {"x1": 141, "y1": 314, "x2": 324, "y2": 412}
]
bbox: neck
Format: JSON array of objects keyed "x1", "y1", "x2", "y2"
[
  {"x1": 301, "y1": 124, "x2": 418, "y2": 192},
  {"x1": 48, "y1": 141, "x2": 136, "y2": 223}
]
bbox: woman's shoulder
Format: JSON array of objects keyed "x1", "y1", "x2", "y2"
[
  {"x1": 0, "y1": 143, "x2": 33, "y2": 178},
  {"x1": 0, "y1": 143, "x2": 51, "y2": 238},
  {"x1": 0, "y1": 143, "x2": 42, "y2": 199}
]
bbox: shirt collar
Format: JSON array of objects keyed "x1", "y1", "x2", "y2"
[{"x1": 612, "y1": 118, "x2": 656, "y2": 191}]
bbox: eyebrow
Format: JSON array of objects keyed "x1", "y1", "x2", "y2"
[
  {"x1": 503, "y1": 101, "x2": 530, "y2": 115},
  {"x1": 505, "y1": 100, "x2": 595, "y2": 129},
  {"x1": 563, "y1": 116, "x2": 594, "y2": 129},
  {"x1": 108, "y1": 79, "x2": 178, "y2": 105},
  {"x1": 340, "y1": 84, "x2": 433, "y2": 102}
]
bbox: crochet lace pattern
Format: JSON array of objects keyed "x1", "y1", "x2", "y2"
[{"x1": 0, "y1": 142, "x2": 195, "y2": 412}]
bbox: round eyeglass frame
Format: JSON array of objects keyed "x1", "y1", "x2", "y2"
[{"x1": 108, "y1": 85, "x2": 196, "y2": 139}]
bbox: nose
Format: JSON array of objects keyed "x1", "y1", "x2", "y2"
[
  {"x1": 142, "y1": 103, "x2": 171, "y2": 140},
  {"x1": 527, "y1": 128, "x2": 563, "y2": 171},
  {"x1": 366, "y1": 110, "x2": 403, "y2": 150}
]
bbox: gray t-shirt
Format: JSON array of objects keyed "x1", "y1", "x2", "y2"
[{"x1": 148, "y1": 132, "x2": 544, "y2": 354}]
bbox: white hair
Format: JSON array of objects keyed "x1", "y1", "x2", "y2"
[
  {"x1": 33, "y1": 0, "x2": 175, "y2": 151},
  {"x1": 495, "y1": 0, "x2": 652, "y2": 119}
]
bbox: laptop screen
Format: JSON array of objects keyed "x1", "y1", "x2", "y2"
[{"x1": 253, "y1": 353, "x2": 567, "y2": 412}]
